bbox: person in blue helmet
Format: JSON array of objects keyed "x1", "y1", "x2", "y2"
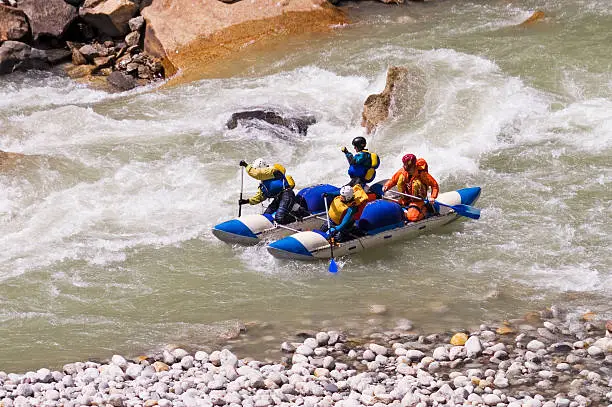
[
  {"x1": 341, "y1": 136, "x2": 380, "y2": 188},
  {"x1": 238, "y1": 158, "x2": 307, "y2": 224}
]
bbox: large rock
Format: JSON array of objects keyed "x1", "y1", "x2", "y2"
[
  {"x1": 15, "y1": 0, "x2": 77, "y2": 40},
  {"x1": 80, "y1": 0, "x2": 138, "y2": 37},
  {"x1": 361, "y1": 65, "x2": 426, "y2": 134},
  {"x1": 361, "y1": 66, "x2": 408, "y2": 134},
  {"x1": 140, "y1": 0, "x2": 347, "y2": 79},
  {"x1": 226, "y1": 109, "x2": 316, "y2": 136},
  {"x1": 0, "y1": 40, "x2": 48, "y2": 74},
  {"x1": 0, "y1": 4, "x2": 30, "y2": 42}
]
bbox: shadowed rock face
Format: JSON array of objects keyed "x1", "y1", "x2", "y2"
[
  {"x1": 226, "y1": 110, "x2": 316, "y2": 136},
  {"x1": 80, "y1": 0, "x2": 138, "y2": 37},
  {"x1": 16, "y1": 0, "x2": 77, "y2": 40},
  {"x1": 0, "y1": 40, "x2": 49, "y2": 74}
]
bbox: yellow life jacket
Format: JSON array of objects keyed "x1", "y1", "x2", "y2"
[
  {"x1": 328, "y1": 185, "x2": 368, "y2": 225},
  {"x1": 364, "y1": 152, "x2": 380, "y2": 183}
]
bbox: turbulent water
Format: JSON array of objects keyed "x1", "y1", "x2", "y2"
[{"x1": 1, "y1": 0, "x2": 610, "y2": 373}]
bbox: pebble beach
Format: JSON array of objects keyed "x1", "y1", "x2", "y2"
[{"x1": 1, "y1": 306, "x2": 610, "y2": 407}]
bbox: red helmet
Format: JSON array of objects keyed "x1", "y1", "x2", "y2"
[
  {"x1": 416, "y1": 158, "x2": 428, "y2": 172},
  {"x1": 402, "y1": 154, "x2": 416, "y2": 166}
]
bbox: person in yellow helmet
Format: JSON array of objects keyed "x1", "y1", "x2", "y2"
[{"x1": 238, "y1": 158, "x2": 306, "y2": 224}]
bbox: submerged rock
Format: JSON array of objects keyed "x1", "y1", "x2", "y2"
[
  {"x1": 0, "y1": 150, "x2": 25, "y2": 170},
  {"x1": 520, "y1": 10, "x2": 545, "y2": 26},
  {"x1": 226, "y1": 109, "x2": 316, "y2": 136}
]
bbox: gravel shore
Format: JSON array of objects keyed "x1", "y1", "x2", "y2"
[{"x1": 1, "y1": 306, "x2": 610, "y2": 407}]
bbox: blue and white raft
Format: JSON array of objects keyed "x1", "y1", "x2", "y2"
[
  {"x1": 266, "y1": 187, "x2": 481, "y2": 260},
  {"x1": 212, "y1": 184, "x2": 339, "y2": 245}
]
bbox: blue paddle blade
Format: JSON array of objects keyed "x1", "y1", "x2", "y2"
[
  {"x1": 328, "y1": 258, "x2": 338, "y2": 273},
  {"x1": 453, "y1": 204, "x2": 481, "y2": 220}
]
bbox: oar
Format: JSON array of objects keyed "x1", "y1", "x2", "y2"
[
  {"x1": 238, "y1": 166, "x2": 244, "y2": 217},
  {"x1": 392, "y1": 190, "x2": 481, "y2": 220},
  {"x1": 323, "y1": 194, "x2": 338, "y2": 273}
]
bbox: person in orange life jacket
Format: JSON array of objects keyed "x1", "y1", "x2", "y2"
[
  {"x1": 415, "y1": 157, "x2": 439, "y2": 214},
  {"x1": 341, "y1": 136, "x2": 380, "y2": 187},
  {"x1": 321, "y1": 184, "x2": 370, "y2": 242},
  {"x1": 382, "y1": 154, "x2": 439, "y2": 222},
  {"x1": 238, "y1": 158, "x2": 304, "y2": 225}
]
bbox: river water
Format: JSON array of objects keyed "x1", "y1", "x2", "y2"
[{"x1": 0, "y1": 0, "x2": 610, "y2": 373}]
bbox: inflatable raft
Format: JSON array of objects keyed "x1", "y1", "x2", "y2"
[
  {"x1": 212, "y1": 184, "x2": 339, "y2": 245},
  {"x1": 266, "y1": 187, "x2": 482, "y2": 260}
]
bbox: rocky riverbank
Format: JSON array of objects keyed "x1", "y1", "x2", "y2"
[{"x1": 0, "y1": 307, "x2": 610, "y2": 407}]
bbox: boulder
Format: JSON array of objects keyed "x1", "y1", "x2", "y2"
[
  {"x1": 0, "y1": 40, "x2": 48, "y2": 74},
  {"x1": 80, "y1": 0, "x2": 138, "y2": 37},
  {"x1": 361, "y1": 65, "x2": 426, "y2": 134},
  {"x1": 0, "y1": 4, "x2": 30, "y2": 42},
  {"x1": 15, "y1": 0, "x2": 77, "y2": 40},
  {"x1": 361, "y1": 66, "x2": 408, "y2": 134},
  {"x1": 107, "y1": 70, "x2": 136, "y2": 90},
  {"x1": 140, "y1": 0, "x2": 347, "y2": 79},
  {"x1": 226, "y1": 110, "x2": 316, "y2": 136}
]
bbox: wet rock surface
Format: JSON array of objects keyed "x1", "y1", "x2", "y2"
[{"x1": 226, "y1": 110, "x2": 317, "y2": 136}]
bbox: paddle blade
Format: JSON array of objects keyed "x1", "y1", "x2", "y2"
[
  {"x1": 328, "y1": 258, "x2": 338, "y2": 273},
  {"x1": 453, "y1": 204, "x2": 481, "y2": 220}
]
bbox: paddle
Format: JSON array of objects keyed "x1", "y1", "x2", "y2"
[
  {"x1": 238, "y1": 166, "x2": 244, "y2": 217},
  {"x1": 322, "y1": 194, "x2": 338, "y2": 273},
  {"x1": 392, "y1": 190, "x2": 481, "y2": 220}
]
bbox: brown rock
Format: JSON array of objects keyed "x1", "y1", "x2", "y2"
[
  {"x1": 496, "y1": 325, "x2": 515, "y2": 335},
  {"x1": 523, "y1": 311, "x2": 541, "y2": 324},
  {"x1": 0, "y1": 4, "x2": 30, "y2": 42},
  {"x1": 141, "y1": 0, "x2": 347, "y2": 82},
  {"x1": 520, "y1": 10, "x2": 545, "y2": 26},
  {"x1": 15, "y1": 0, "x2": 77, "y2": 40},
  {"x1": 80, "y1": 0, "x2": 138, "y2": 37},
  {"x1": 152, "y1": 361, "x2": 169, "y2": 372},
  {"x1": 93, "y1": 55, "x2": 114, "y2": 68},
  {"x1": 125, "y1": 30, "x2": 140, "y2": 47},
  {"x1": 0, "y1": 150, "x2": 25, "y2": 170},
  {"x1": 72, "y1": 47, "x2": 87, "y2": 65},
  {"x1": 361, "y1": 66, "x2": 410, "y2": 134},
  {"x1": 65, "y1": 63, "x2": 96, "y2": 78},
  {"x1": 581, "y1": 311, "x2": 596, "y2": 321}
]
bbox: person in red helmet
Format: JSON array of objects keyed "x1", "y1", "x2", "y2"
[{"x1": 382, "y1": 154, "x2": 439, "y2": 222}]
